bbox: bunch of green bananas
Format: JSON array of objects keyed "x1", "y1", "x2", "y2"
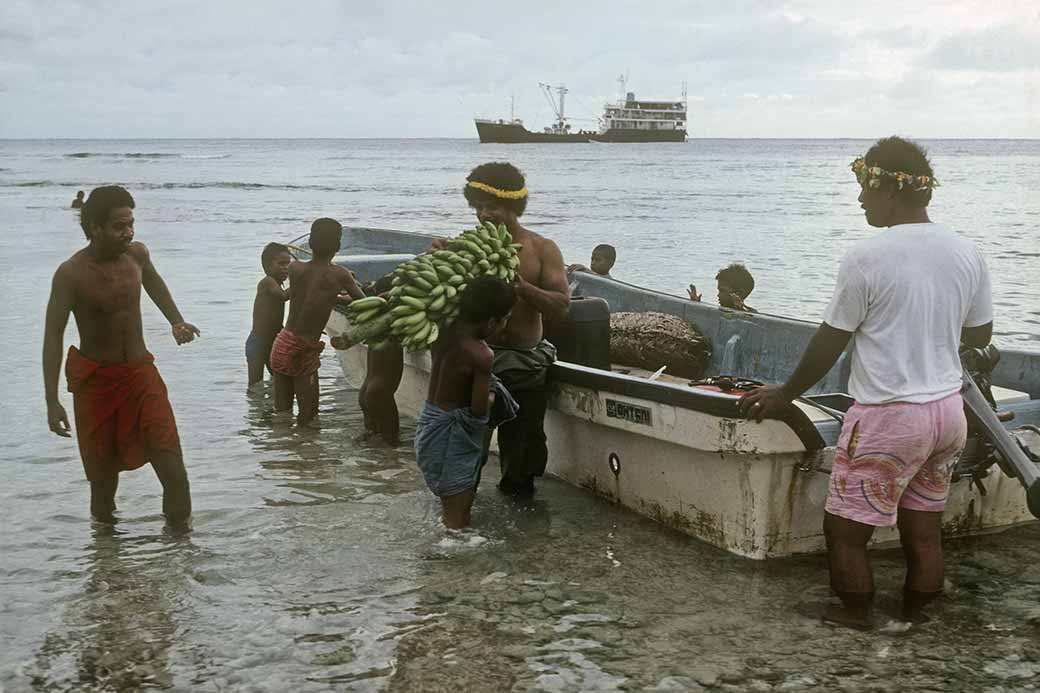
[{"x1": 338, "y1": 221, "x2": 521, "y2": 352}]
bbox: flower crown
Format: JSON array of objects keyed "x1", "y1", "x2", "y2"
[
  {"x1": 466, "y1": 180, "x2": 528, "y2": 200},
  {"x1": 850, "y1": 157, "x2": 938, "y2": 192}
]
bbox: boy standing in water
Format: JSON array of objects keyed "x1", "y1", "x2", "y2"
[
  {"x1": 246, "y1": 243, "x2": 292, "y2": 389},
  {"x1": 415, "y1": 276, "x2": 518, "y2": 528},
  {"x1": 43, "y1": 186, "x2": 198, "y2": 526},
  {"x1": 270, "y1": 218, "x2": 364, "y2": 425},
  {"x1": 356, "y1": 274, "x2": 404, "y2": 445}
]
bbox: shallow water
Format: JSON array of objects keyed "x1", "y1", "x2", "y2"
[{"x1": 1, "y1": 139, "x2": 1039, "y2": 691}]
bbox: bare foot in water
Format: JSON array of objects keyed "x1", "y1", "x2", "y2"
[{"x1": 822, "y1": 604, "x2": 873, "y2": 630}]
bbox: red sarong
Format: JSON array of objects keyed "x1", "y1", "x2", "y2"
[
  {"x1": 65, "y1": 346, "x2": 181, "y2": 481},
  {"x1": 269, "y1": 329, "x2": 324, "y2": 377}
]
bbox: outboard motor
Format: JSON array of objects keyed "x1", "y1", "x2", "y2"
[
  {"x1": 956, "y1": 344, "x2": 1040, "y2": 519},
  {"x1": 543, "y1": 297, "x2": 611, "y2": 370}
]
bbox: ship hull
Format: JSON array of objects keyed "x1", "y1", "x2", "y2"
[{"x1": 475, "y1": 120, "x2": 686, "y2": 144}]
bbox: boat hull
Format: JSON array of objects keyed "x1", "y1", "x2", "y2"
[
  {"x1": 326, "y1": 308, "x2": 1036, "y2": 559},
  {"x1": 475, "y1": 120, "x2": 686, "y2": 144}
]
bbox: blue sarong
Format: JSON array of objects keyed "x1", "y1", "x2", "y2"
[{"x1": 414, "y1": 379, "x2": 518, "y2": 497}]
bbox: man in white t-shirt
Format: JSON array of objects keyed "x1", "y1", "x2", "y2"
[{"x1": 738, "y1": 137, "x2": 993, "y2": 629}]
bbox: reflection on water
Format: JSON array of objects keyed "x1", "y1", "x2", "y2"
[
  {"x1": 7, "y1": 366, "x2": 1040, "y2": 691},
  {"x1": 31, "y1": 527, "x2": 190, "y2": 690}
]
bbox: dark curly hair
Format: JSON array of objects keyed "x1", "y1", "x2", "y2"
[
  {"x1": 80, "y1": 186, "x2": 135, "y2": 239},
  {"x1": 459, "y1": 275, "x2": 517, "y2": 323},
  {"x1": 309, "y1": 217, "x2": 343, "y2": 256},
  {"x1": 261, "y1": 242, "x2": 290, "y2": 273},
  {"x1": 716, "y1": 263, "x2": 755, "y2": 299},
  {"x1": 863, "y1": 136, "x2": 935, "y2": 208},
  {"x1": 463, "y1": 162, "x2": 528, "y2": 217}
]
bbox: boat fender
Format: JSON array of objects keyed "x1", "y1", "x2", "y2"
[{"x1": 608, "y1": 453, "x2": 621, "y2": 477}]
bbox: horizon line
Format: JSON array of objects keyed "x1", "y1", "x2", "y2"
[{"x1": 2, "y1": 136, "x2": 1039, "y2": 142}]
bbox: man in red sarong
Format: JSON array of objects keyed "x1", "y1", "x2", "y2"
[{"x1": 43, "y1": 186, "x2": 200, "y2": 527}]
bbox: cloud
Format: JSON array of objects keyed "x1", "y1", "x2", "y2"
[
  {"x1": 926, "y1": 23, "x2": 1040, "y2": 72},
  {"x1": 0, "y1": 0, "x2": 1037, "y2": 137}
]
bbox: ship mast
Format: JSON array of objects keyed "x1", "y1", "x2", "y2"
[{"x1": 539, "y1": 83, "x2": 569, "y2": 132}]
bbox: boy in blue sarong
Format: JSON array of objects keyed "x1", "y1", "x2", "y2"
[{"x1": 415, "y1": 276, "x2": 519, "y2": 528}]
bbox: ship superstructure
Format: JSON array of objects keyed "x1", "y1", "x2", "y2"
[{"x1": 475, "y1": 76, "x2": 687, "y2": 143}]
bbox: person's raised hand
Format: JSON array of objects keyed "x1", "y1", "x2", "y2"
[
  {"x1": 47, "y1": 401, "x2": 71, "y2": 437},
  {"x1": 567, "y1": 264, "x2": 588, "y2": 274},
  {"x1": 738, "y1": 384, "x2": 791, "y2": 422},
  {"x1": 688, "y1": 284, "x2": 702, "y2": 302},
  {"x1": 427, "y1": 237, "x2": 449, "y2": 252},
  {"x1": 172, "y1": 322, "x2": 200, "y2": 345}
]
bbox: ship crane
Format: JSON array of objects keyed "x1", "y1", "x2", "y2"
[{"x1": 538, "y1": 83, "x2": 570, "y2": 134}]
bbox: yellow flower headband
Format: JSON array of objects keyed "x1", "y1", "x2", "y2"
[
  {"x1": 466, "y1": 180, "x2": 528, "y2": 200},
  {"x1": 850, "y1": 157, "x2": 938, "y2": 192}
]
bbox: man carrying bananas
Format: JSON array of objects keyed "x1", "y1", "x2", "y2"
[{"x1": 460, "y1": 162, "x2": 571, "y2": 496}]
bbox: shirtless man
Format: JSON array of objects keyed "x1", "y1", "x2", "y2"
[
  {"x1": 43, "y1": 185, "x2": 199, "y2": 526},
  {"x1": 270, "y1": 218, "x2": 364, "y2": 425},
  {"x1": 459, "y1": 162, "x2": 570, "y2": 495},
  {"x1": 415, "y1": 276, "x2": 518, "y2": 527}
]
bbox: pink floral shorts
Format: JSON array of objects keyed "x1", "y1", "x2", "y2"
[{"x1": 825, "y1": 392, "x2": 967, "y2": 527}]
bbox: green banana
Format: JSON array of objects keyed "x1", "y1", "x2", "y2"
[
  {"x1": 352, "y1": 307, "x2": 383, "y2": 324},
  {"x1": 392, "y1": 311, "x2": 427, "y2": 329},
  {"x1": 348, "y1": 296, "x2": 387, "y2": 313},
  {"x1": 411, "y1": 275, "x2": 433, "y2": 291},
  {"x1": 428, "y1": 295, "x2": 446, "y2": 312},
  {"x1": 425, "y1": 323, "x2": 439, "y2": 346},
  {"x1": 401, "y1": 295, "x2": 426, "y2": 311}
]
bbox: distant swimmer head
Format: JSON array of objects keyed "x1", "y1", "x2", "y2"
[
  {"x1": 591, "y1": 244, "x2": 616, "y2": 276},
  {"x1": 459, "y1": 275, "x2": 517, "y2": 338},
  {"x1": 464, "y1": 162, "x2": 528, "y2": 224},
  {"x1": 75, "y1": 190, "x2": 85, "y2": 199},
  {"x1": 261, "y1": 242, "x2": 292, "y2": 281},
  {"x1": 853, "y1": 137, "x2": 936, "y2": 227},
  {"x1": 309, "y1": 217, "x2": 343, "y2": 257},
  {"x1": 80, "y1": 186, "x2": 135, "y2": 252}
]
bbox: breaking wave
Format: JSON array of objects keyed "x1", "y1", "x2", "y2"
[
  {"x1": 6, "y1": 180, "x2": 361, "y2": 192},
  {"x1": 65, "y1": 152, "x2": 231, "y2": 160}
]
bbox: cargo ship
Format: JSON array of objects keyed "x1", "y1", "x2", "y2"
[{"x1": 475, "y1": 78, "x2": 688, "y2": 143}]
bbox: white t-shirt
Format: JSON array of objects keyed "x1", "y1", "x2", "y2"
[{"x1": 822, "y1": 222, "x2": 992, "y2": 404}]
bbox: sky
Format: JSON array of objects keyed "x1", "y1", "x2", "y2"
[{"x1": 1, "y1": 0, "x2": 1038, "y2": 138}]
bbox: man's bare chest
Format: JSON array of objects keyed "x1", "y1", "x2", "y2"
[{"x1": 75, "y1": 260, "x2": 142, "y2": 314}]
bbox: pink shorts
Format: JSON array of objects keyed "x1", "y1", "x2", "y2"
[{"x1": 825, "y1": 392, "x2": 967, "y2": 527}]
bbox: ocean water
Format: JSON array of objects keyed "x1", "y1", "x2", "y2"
[{"x1": 1, "y1": 139, "x2": 1038, "y2": 691}]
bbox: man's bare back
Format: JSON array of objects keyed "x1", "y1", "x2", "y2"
[
  {"x1": 428, "y1": 322, "x2": 493, "y2": 416},
  {"x1": 284, "y1": 259, "x2": 362, "y2": 341}
]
